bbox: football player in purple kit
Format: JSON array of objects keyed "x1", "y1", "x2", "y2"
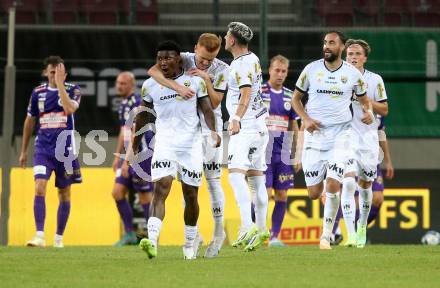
[
  {"x1": 111, "y1": 72, "x2": 154, "y2": 246},
  {"x1": 19, "y1": 56, "x2": 81, "y2": 248},
  {"x1": 261, "y1": 55, "x2": 299, "y2": 247}
]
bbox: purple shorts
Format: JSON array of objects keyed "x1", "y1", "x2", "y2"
[
  {"x1": 115, "y1": 157, "x2": 153, "y2": 193},
  {"x1": 265, "y1": 153, "x2": 294, "y2": 190},
  {"x1": 372, "y1": 164, "x2": 384, "y2": 192},
  {"x1": 33, "y1": 153, "x2": 82, "y2": 189}
]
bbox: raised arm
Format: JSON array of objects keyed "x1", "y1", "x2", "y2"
[
  {"x1": 55, "y1": 63, "x2": 78, "y2": 115},
  {"x1": 147, "y1": 64, "x2": 194, "y2": 99},
  {"x1": 188, "y1": 68, "x2": 224, "y2": 108},
  {"x1": 19, "y1": 116, "x2": 36, "y2": 168}
]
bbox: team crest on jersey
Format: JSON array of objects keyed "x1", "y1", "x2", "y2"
[
  {"x1": 341, "y1": 75, "x2": 348, "y2": 84},
  {"x1": 284, "y1": 101, "x2": 291, "y2": 111},
  {"x1": 58, "y1": 99, "x2": 63, "y2": 107},
  {"x1": 183, "y1": 80, "x2": 191, "y2": 87}
]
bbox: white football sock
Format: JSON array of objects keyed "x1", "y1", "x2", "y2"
[
  {"x1": 36, "y1": 231, "x2": 45, "y2": 238},
  {"x1": 323, "y1": 192, "x2": 340, "y2": 238},
  {"x1": 248, "y1": 175, "x2": 268, "y2": 232},
  {"x1": 184, "y1": 225, "x2": 198, "y2": 248},
  {"x1": 341, "y1": 177, "x2": 357, "y2": 236},
  {"x1": 147, "y1": 217, "x2": 162, "y2": 247},
  {"x1": 228, "y1": 172, "x2": 253, "y2": 230},
  {"x1": 358, "y1": 185, "x2": 373, "y2": 227},
  {"x1": 207, "y1": 178, "x2": 225, "y2": 238}
]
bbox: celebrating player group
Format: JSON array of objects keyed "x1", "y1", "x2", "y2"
[{"x1": 20, "y1": 22, "x2": 392, "y2": 258}]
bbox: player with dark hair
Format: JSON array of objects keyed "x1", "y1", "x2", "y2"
[
  {"x1": 147, "y1": 33, "x2": 229, "y2": 258},
  {"x1": 20, "y1": 56, "x2": 82, "y2": 248},
  {"x1": 291, "y1": 31, "x2": 374, "y2": 250},
  {"x1": 133, "y1": 40, "x2": 220, "y2": 260},
  {"x1": 111, "y1": 71, "x2": 154, "y2": 246}
]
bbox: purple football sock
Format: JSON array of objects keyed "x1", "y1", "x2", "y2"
[
  {"x1": 56, "y1": 201, "x2": 71, "y2": 235},
  {"x1": 332, "y1": 207, "x2": 342, "y2": 234},
  {"x1": 34, "y1": 195, "x2": 46, "y2": 232},
  {"x1": 271, "y1": 201, "x2": 287, "y2": 239},
  {"x1": 251, "y1": 203, "x2": 256, "y2": 223},
  {"x1": 367, "y1": 204, "x2": 380, "y2": 224},
  {"x1": 142, "y1": 203, "x2": 150, "y2": 222},
  {"x1": 116, "y1": 199, "x2": 134, "y2": 233}
]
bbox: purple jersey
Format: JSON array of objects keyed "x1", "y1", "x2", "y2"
[
  {"x1": 118, "y1": 93, "x2": 154, "y2": 150},
  {"x1": 261, "y1": 82, "x2": 299, "y2": 154},
  {"x1": 27, "y1": 83, "x2": 81, "y2": 156}
]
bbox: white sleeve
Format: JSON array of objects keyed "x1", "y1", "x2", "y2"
[
  {"x1": 213, "y1": 64, "x2": 229, "y2": 92},
  {"x1": 353, "y1": 70, "x2": 367, "y2": 96},
  {"x1": 233, "y1": 61, "x2": 253, "y2": 88},
  {"x1": 195, "y1": 77, "x2": 209, "y2": 98},
  {"x1": 374, "y1": 75, "x2": 388, "y2": 102},
  {"x1": 141, "y1": 81, "x2": 153, "y2": 103},
  {"x1": 295, "y1": 64, "x2": 310, "y2": 93}
]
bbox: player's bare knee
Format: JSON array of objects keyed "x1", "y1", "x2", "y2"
[
  {"x1": 138, "y1": 192, "x2": 152, "y2": 204},
  {"x1": 112, "y1": 184, "x2": 126, "y2": 200},
  {"x1": 358, "y1": 179, "x2": 372, "y2": 189},
  {"x1": 154, "y1": 177, "x2": 173, "y2": 201},
  {"x1": 58, "y1": 187, "x2": 71, "y2": 202},
  {"x1": 35, "y1": 179, "x2": 47, "y2": 196},
  {"x1": 274, "y1": 190, "x2": 288, "y2": 202},
  {"x1": 326, "y1": 178, "x2": 341, "y2": 193},
  {"x1": 372, "y1": 192, "x2": 384, "y2": 206}
]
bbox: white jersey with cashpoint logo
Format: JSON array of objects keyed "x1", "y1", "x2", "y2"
[
  {"x1": 180, "y1": 52, "x2": 229, "y2": 178},
  {"x1": 295, "y1": 59, "x2": 367, "y2": 185},
  {"x1": 347, "y1": 69, "x2": 388, "y2": 181},
  {"x1": 226, "y1": 52, "x2": 269, "y2": 171},
  {"x1": 141, "y1": 71, "x2": 208, "y2": 186}
]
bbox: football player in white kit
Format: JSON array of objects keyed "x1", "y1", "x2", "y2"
[
  {"x1": 132, "y1": 41, "x2": 221, "y2": 260},
  {"x1": 291, "y1": 31, "x2": 374, "y2": 250},
  {"x1": 147, "y1": 33, "x2": 229, "y2": 258},
  {"x1": 342, "y1": 39, "x2": 389, "y2": 248},
  {"x1": 224, "y1": 22, "x2": 270, "y2": 252}
]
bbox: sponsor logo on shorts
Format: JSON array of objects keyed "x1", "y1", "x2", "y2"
[
  {"x1": 181, "y1": 167, "x2": 202, "y2": 179},
  {"x1": 362, "y1": 168, "x2": 375, "y2": 178},
  {"x1": 278, "y1": 174, "x2": 294, "y2": 183},
  {"x1": 328, "y1": 163, "x2": 344, "y2": 176},
  {"x1": 203, "y1": 162, "x2": 221, "y2": 171},
  {"x1": 305, "y1": 170, "x2": 319, "y2": 178},
  {"x1": 152, "y1": 160, "x2": 171, "y2": 169}
]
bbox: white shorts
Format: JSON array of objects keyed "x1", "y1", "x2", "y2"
[
  {"x1": 228, "y1": 129, "x2": 269, "y2": 171},
  {"x1": 202, "y1": 133, "x2": 223, "y2": 179},
  {"x1": 345, "y1": 149, "x2": 379, "y2": 181},
  {"x1": 151, "y1": 145, "x2": 203, "y2": 187},
  {"x1": 302, "y1": 124, "x2": 352, "y2": 186}
]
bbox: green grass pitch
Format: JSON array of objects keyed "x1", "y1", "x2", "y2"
[{"x1": 0, "y1": 245, "x2": 439, "y2": 288}]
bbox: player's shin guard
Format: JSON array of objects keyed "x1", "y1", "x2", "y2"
[
  {"x1": 34, "y1": 195, "x2": 46, "y2": 233},
  {"x1": 229, "y1": 173, "x2": 253, "y2": 230},
  {"x1": 207, "y1": 178, "x2": 225, "y2": 239},
  {"x1": 358, "y1": 185, "x2": 373, "y2": 226},
  {"x1": 147, "y1": 217, "x2": 162, "y2": 247},
  {"x1": 341, "y1": 177, "x2": 357, "y2": 236},
  {"x1": 248, "y1": 175, "x2": 268, "y2": 232},
  {"x1": 322, "y1": 192, "x2": 340, "y2": 238},
  {"x1": 56, "y1": 201, "x2": 71, "y2": 236}
]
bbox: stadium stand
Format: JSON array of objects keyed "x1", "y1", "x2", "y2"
[{"x1": 318, "y1": 0, "x2": 354, "y2": 26}]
